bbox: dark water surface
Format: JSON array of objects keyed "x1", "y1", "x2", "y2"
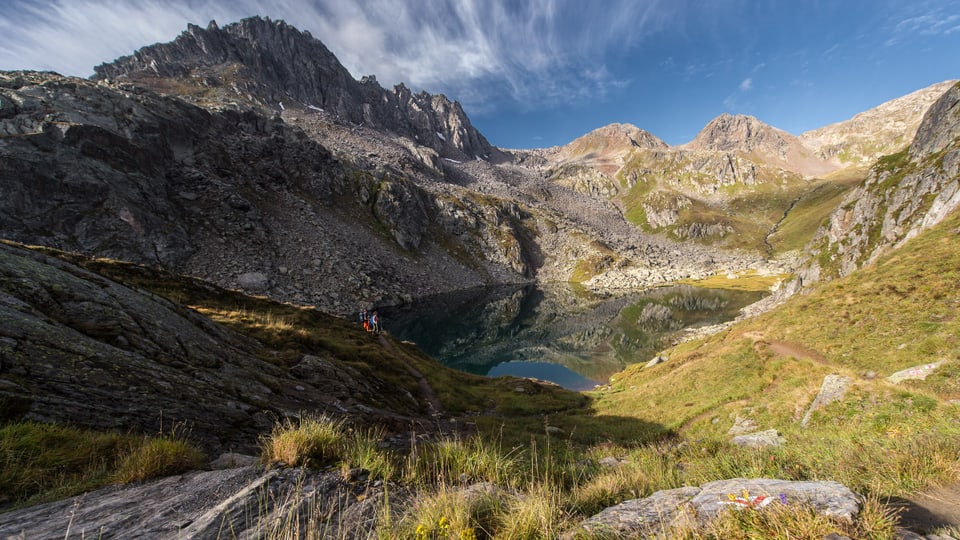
[{"x1": 381, "y1": 284, "x2": 765, "y2": 390}]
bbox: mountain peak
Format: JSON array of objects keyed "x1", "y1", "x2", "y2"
[
  {"x1": 686, "y1": 113, "x2": 791, "y2": 153},
  {"x1": 562, "y1": 122, "x2": 668, "y2": 158},
  {"x1": 93, "y1": 16, "x2": 495, "y2": 159}
]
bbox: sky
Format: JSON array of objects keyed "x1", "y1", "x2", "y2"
[{"x1": 1, "y1": 0, "x2": 958, "y2": 149}]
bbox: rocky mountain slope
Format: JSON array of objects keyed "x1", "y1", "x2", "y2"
[
  {"x1": 1, "y1": 18, "x2": 769, "y2": 317},
  {"x1": 93, "y1": 18, "x2": 497, "y2": 161},
  {"x1": 793, "y1": 81, "x2": 960, "y2": 289},
  {"x1": 800, "y1": 80, "x2": 958, "y2": 167},
  {"x1": 536, "y1": 82, "x2": 955, "y2": 255},
  {"x1": 0, "y1": 240, "x2": 446, "y2": 454}
]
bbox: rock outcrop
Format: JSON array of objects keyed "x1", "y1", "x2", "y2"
[
  {"x1": 0, "y1": 241, "x2": 439, "y2": 453},
  {"x1": 0, "y1": 465, "x2": 404, "y2": 539}
]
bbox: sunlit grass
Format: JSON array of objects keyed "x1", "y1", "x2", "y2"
[
  {"x1": 678, "y1": 269, "x2": 791, "y2": 292},
  {"x1": 0, "y1": 422, "x2": 204, "y2": 508}
]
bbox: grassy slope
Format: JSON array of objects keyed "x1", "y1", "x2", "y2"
[
  {"x1": 612, "y1": 149, "x2": 858, "y2": 254},
  {"x1": 5, "y1": 203, "x2": 959, "y2": 530},
  {"x1": 768, "y1": 171, "x2": 865, "y2": 254},
  {"x1": 584, "y1": 206, "x2": 960, "y2": 495}
]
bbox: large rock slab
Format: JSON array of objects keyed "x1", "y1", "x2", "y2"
[
  {"x1": 568, "y1": 478, "x2": 860, "y2": 539},
  {"x1": 0, "y1": 466, "x2": 405, "y2": 539},
  {"x1": 563, "y1": 487, "x2": 700, "y2": 539},
  {"x1": 692, "y1": 478, "x2": 860, "y2": 522}
]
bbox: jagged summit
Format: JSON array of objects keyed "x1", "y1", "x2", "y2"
[{"x1": 94, "y1": 16, "x2": 495, "y2": 160}]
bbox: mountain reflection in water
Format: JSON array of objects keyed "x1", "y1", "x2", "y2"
[{"x1": 381, "y1": 284, "x2": 766, "y2": 390}]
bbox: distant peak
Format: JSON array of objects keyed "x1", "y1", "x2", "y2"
[
  {"x1": 565, "y1": 123, "x2": 668, "y2": 155},
  {"x1": 687, "y1": 113, "x2": 791, "y2": 153}
]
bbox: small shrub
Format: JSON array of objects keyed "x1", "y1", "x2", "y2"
[
  {"x1": 342, "y1": 425, "x2": 397, "y2": 481},
  {"x1": 112, "y1": 435, "x2": 204, "y2": 484},
  {"x1": 261, "y1": 415, "x2": 347, "y2": 468},
  {"x1": 497, "y1": 484, "x2": 570, "y2": 538},
  {"x1": 395, "y1": 487, "x2": 502, "y2": 540},
  {"x1": 0, "y1": 421, "x2": 204, "y2": 506}
]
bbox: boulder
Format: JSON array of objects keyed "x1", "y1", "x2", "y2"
[
  {"x1": 564, "y1": 486, "x2": 700, "y2": 539},
  {"x1": 801, "y1": 374, "x2": 852, "y2": 427},
  {"x1": 568, "y1": 478, "x2": 861, "y2": 539},
  {"x1": 237, "y1": 271, "x2": 270, "y2": 291},
  {"x1": 731, "y1": 429, "x2": 786, "y2": 448}
]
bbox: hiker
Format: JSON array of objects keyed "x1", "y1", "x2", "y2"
[
  {"x1": 371, "y1": 311, "x2": 380, "y2": 335},
  {"x1": 360, "y1": 309, "x2": 370, "y2": 332}
]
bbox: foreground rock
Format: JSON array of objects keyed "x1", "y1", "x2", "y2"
[
  {"x1": 567, "y1": 478, "x2": 860, "y2": 539},
  {"x1": 0, "y1": 465, "x2": 402, "y2": 539}
]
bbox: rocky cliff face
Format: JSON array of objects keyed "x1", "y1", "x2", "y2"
[
  {"x1": 794, "y1": 82, "x2": 960, "y2": 286},
  {"x1": 93, "y1": 17, "x2": 497, "y2": 161},
  {"x1": 0, "y1": 71, "x2": 539, "y2": 314}
]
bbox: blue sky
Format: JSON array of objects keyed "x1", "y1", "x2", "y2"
[{"x1": 1, "y1": 0, "x2": 958, "y2": 148}]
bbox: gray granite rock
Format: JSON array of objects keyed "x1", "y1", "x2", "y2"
[
  {"x1": 567, "y1": 478, "x2": 861, "y2": 539},
  {"x1": 888, "y1": 362, "x2": 944, "y2": 384},
  {"x1": 802, "y1": 374, "x2": 853, "y2": 427},
  {"x1": 731, "y1": 429, "x2": 786, "y2": 448}
]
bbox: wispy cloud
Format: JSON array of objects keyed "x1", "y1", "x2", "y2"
[
  {"x1": 739, "y1": 77, "x2": 753, "y2": 91},
  {"x1": 893, "y1": 13, "x2": 960, "y2": 36},
  {"x1": 885, "y1": 7, "x2": 960, "y2": 46},
  {"x1": 0, "y1": 0, "x2": 678, "y2": 112}
]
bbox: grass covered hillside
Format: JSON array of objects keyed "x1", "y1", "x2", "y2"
[{"x1": 584, "y1": 204, "x2": 960, "y2": 499}]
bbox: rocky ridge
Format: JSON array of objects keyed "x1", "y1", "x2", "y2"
[
  {"x1": 685, "y1": 113, "x2": 836, "y2": 178},
  {"x1": 801, "y1": 80, "x2": 959, "y2": 167},
  {"x1": 92, "y1": 17, "x2": 497, "y2": 161},
  {"x1": 793, "y1": 81, "x2": 960, "y2": 288},
  {"x1": 538, "y1": 82, "x2": 955, "y2": 252}
]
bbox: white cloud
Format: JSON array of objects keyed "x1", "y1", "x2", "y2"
[
  {"x1": 0, "y1": 0, "x2": 678, "y2": 112},
  {"x1": 894, "y1": 13, "x2": 960, "y2": 36},
  {"x1": 739, "y1": 77, "x2": 753, "y2": 91}
]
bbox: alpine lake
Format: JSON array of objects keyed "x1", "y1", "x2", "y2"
[{"x1": 381, "y1": 283, "x2": 766, "y2": 390}]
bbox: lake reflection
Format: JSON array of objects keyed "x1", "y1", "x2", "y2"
[{"x1": 381, "y1": 284, "x2": 765, "y2": 390}]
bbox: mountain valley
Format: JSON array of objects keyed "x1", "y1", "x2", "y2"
[{"x1": 1, "y1": 15, "x2": 959, "y2": 539}]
